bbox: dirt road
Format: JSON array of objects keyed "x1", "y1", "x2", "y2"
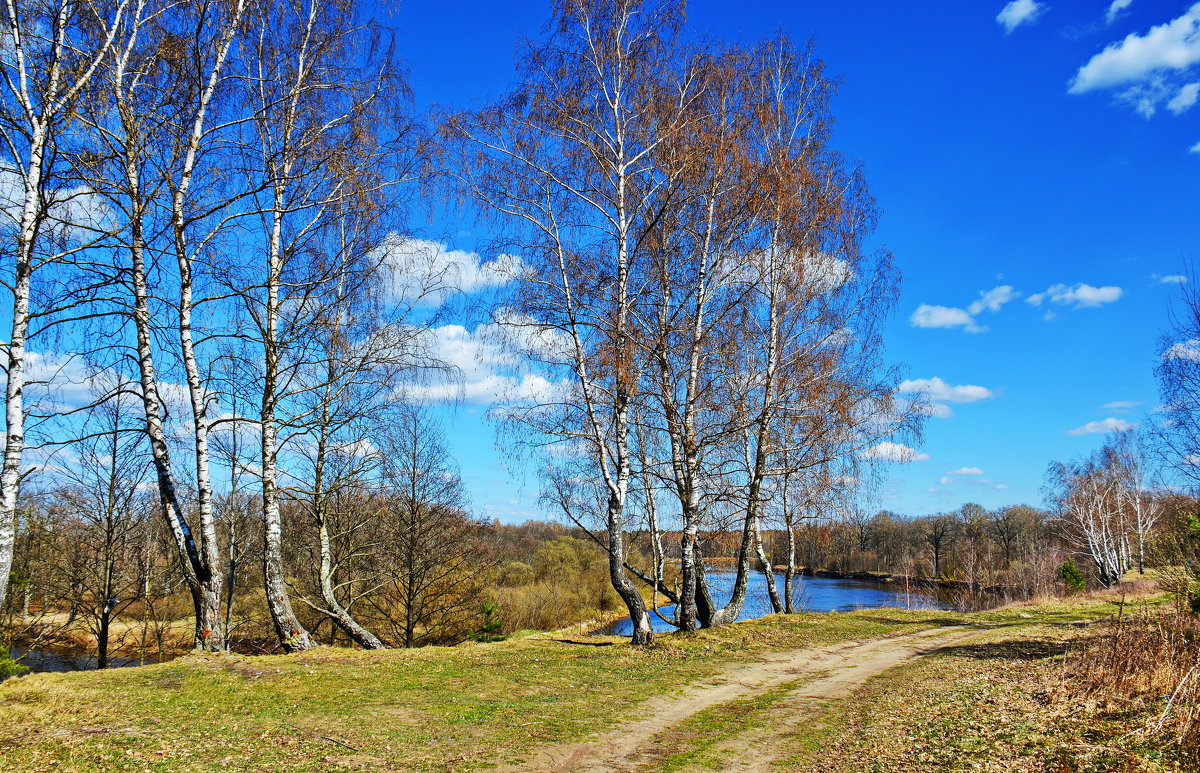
[{"x1": 493, "y1": 625, "x2": 978, "y2": 772}]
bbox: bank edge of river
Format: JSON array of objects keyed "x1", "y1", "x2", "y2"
[{"x1": 3, "y1": 565, "x2": 1036, "y2": 676}]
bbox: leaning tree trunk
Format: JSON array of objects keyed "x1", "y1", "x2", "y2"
[
  {"x1": 701, "y1": 441, "x2": 771, "y2": 628},
  {"x1": 753, "y1": 515, "x2": 784, "y2": 614},
  {"x1": 128, "y1": 185, "x2": 225, "y2": 651},
  {"x1": 174, "y1": 235, "x2": 226, "y2": 650},
  {"x1": 317, "y1": 519, "x2": 384, "y2": 649},
  {"x1": 607, "y1": 498, "x2": 653, "y2": 645},
  {"x1": 677, "y1": 518, "x2": 701, "y2": 632}
]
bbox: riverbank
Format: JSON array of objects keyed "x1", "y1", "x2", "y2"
[
  {"x1": 7, "y1": 611, "x2": 193, "y2": 670},
  {"x1": 0, "y1": 588, "x2": 1184, "y2": 771}
]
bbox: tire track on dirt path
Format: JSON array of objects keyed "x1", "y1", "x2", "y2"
[
  {"x1": 646, "y1": 627, "x2": 983, "y2": 772},
  {"x1": 491, "y1": 626, "x2": 975, "y2": 773}
]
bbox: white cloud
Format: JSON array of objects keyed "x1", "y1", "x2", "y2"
[
  {"x1": 967, "y1": 285, "x2": 1019, "y2": 314},
  {"x1": 380, "y1": 235, "x2": 525, "y2": 306},
  {"x1": 799, "y1": 251, "x2": 854, "y2": 293},
  {"x1": 1106, "y1": 0, "x2": 1134, "y2": 25},
  {"x1": 1169, "y1": 82, "x2": 1200, "y2": 113},
  {"x1": 909, "y1": 304, "x2": 982, "y2": 333},
  {"x1": 917, "y1": 403, "x2": 954, "y2": 419},
  {"x1": 860, "y1": 441, "x2": 930, "y2": 463},
  {"x1": 1070, "y1": 3, "x2": 1200, "y2": 118},
  {"x1": 23, "y1": 351, "x2": 102, "y2": 408},
  {"x1": 939, "y1": 476, "x2": 953, "y2": 485},
  {"x1": 1067, "y1": 417, "x2": 1137, "y2": 435},
  {"x1": 405, "y1": 324, "x2": 565, "y2": 405},
  {"x1": 1071, "y1": 4, "x2": 1200, "y2": 92},
  {"x1": 1165, "y1": 338, "x2": 1200, "y2": 361},
  {"x1": 409, "y1": 372, "x2": 560, "y2": 406},
  {"x1": 898, "y1": 377, "x2": 994, "y2": 405},
  {"x1": 1152, "y1": 273, "x2": 1188, "y2": 284},
  {"x1": 948, "y1": 467, "x2": 985, "y2": 475},
  {"x1": 0, "y1": 167, "x2": 112, "y2": 240},
  {"x1": 1191, "y1": 141, "x2": 1200, "y2": 153},
  {"x1": 997, "y1": 0, "x2": 1046, "y2": 33},
  {"x1": 1102, "y1": 400, "x2": 1142, "y2": 411},
  {"x1": 911, "y1": 285, "x2": 1017, "y2": 333},
  {"x1": 1026, "y1": 282, "x2": 1123, "y2": 308}
]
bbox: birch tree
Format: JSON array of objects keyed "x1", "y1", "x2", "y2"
[
  {"x1": 1157, "y1": 275, "x2": 1200, "y2": 488},
  {"x1": 289, "y1": 278, "x2": 428, "y2": 649},
  {"x1": 0, "y1": 0, "x2": 133, "y2": 621},
  {"x1": 1049, "y1": 448, "x2": 1131, "y2": 587},
  {"x1": 74, "y1": 0, "x2": 253, "y2": 652},
  {"x1": 673, "y1": 38, "x2": 905, "y2": 628},
  {"x1": 445, "y1": 0, "x2": 705, "y2": 645},
  {"x1": 232, "y1": 0, "x2": 426, "y2": 651},
  {"x1": 640, "y1": 45, "x2": 759, "y2": 631},
  {"x1": 1111, "y1": 429, "x2": 1160, "y2": 574}
]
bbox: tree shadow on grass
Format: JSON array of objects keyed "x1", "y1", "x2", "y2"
[
  {"x1": 856, "y1": 616, "x2": 967, "y2": 628},
  {"x1": 931, "y1": 639, "x2": 1067, "y2": 661}
]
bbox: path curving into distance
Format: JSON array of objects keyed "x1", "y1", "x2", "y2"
[{"x1": 491, "y1": 625, "x2": 979, "y2": 773}]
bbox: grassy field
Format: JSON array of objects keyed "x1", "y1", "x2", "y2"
[{"x1": 0, "y1": 594, "x2": 1181, "y2": 772}]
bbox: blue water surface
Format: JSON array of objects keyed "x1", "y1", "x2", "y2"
[{"x1": 596, "y1": 571, "x2": 948, "y2": 636}]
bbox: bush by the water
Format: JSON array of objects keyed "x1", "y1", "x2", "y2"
[
  {"x1": 489, "y1": 536, "x2": 625, "y2": 631},
  {"x1": 0, "y1": 650, "x2": 28, "y2": 680}
]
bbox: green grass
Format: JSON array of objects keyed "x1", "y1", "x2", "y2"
[{"x1": 0, "y1": 597, "x2": 1161, "y2": 772}]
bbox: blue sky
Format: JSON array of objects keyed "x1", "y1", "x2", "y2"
[{"x1": 390, "y1": 0, "x2": 1200, "y2": 521}]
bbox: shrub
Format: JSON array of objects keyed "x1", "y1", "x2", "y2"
[
  {"x1": 1058, "y1": 558, "x2": 1086, "y2": 594},
  {"x1": 471, "y1": 602, "x2": 506, "y2": 643},
  {"x1": 0, "y1": 649, "x2": 29, "y2": 681}
]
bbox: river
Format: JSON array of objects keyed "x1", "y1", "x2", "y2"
[
  {"x1": 7, "y1": 646, "x2": 171, "y2": 674},
  {"x1": 594, "y1": 571, "x2": 951, "y2": 636}
]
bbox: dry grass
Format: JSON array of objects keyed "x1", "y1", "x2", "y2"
[
  {"x1": 1062, "y1": 601, "x2": 1200, "y2": 766},
  {"x1": 759, "y1": 589, "x2": 1191, "y2": 773}
]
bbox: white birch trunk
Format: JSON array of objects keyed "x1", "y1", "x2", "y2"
[{"x1": 0, "y1": 0, "x2": 130, "y2": 618}]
